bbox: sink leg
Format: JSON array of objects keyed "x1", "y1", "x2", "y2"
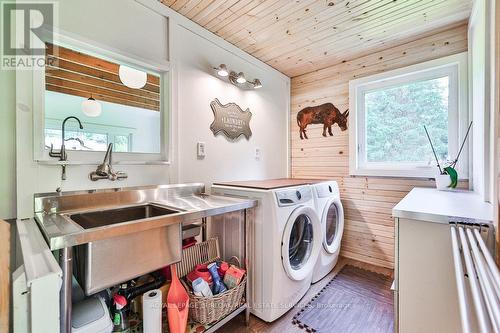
[
  {"x1": 202, "y1": 217, "x2": 207, "y2": 241},
  {"x1": 59, "y1": 247, "x2": 73, "y2": 333},
  {"x1": 244, "y1": 209, "x2": 250, "y2": 326}
]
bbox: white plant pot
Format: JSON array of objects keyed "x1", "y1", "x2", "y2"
[{"x1": 435, "y1": 174, "x2": 452, "y2": 190}]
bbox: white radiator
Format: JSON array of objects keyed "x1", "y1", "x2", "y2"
[{"x1": 451, "y1": 222, "x2": 500, "y2": 333}]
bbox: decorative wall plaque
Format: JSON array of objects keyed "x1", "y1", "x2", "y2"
[{"x1": 210, "y1": 98, "x2": 252, "y2": 140}]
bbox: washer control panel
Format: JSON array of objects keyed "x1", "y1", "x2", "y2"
[{"x1": 275, "y1": 186, "x2": 312, "y2": 207}]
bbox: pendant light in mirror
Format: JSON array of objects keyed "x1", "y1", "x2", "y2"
[
  {"x1": 81, "y1": 96, "x2": 102, "y2": 117},
  {"x1": 119, "y1": 65, "x2": 147, "y2": 89}
]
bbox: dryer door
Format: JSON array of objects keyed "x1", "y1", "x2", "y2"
[
  {"x1": 281, "y1": 206, "x2": 321, "y2": 281},
  {"x1": 322, "y1": 197, "x2": 344, "y2": 254}
]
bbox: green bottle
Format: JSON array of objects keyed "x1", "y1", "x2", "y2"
[{"x1": 112, "y1": 294, "x2": 130, "y2": 333}]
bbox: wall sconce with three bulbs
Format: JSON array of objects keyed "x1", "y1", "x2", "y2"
[{"x1": 214, "y1": 64, "x2": 262, "y2": 89}]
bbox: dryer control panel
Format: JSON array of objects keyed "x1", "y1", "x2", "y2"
[
  {"x1": 275, "y1": 186, "x2": 313, "y2": 207},
  {"x1": 315, "y1": 181, "x2": 340, "y2": 198}
]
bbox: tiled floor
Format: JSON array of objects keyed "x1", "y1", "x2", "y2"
[{"x1": 217, "y1": 258, "x2": 394, "y2": 333}]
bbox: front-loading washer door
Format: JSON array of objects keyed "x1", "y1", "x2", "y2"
[
  {"x1": 322, "y1": 197, "x2": 344, "y2": 254},
  {"x1": 282, "y1": 206, "x2": 321, "y2": 281}
]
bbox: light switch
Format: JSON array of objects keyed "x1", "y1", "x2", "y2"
[
  {"x1": 197, "y1": 142, "x2": 206, "y2": 159},
  {"x1": 255, "y1": 147, "x2": 261, "y2": 161}
]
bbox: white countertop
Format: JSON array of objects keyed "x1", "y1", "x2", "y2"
[{"x1": 392, "y1": 187, "x2": 493, "y2": 223}]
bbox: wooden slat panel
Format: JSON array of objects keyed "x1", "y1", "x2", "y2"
[
  {"x1": 45, "y1": 77, "x2": 160, "y2": 109},
  {"x1": 45, "y1": 43, "x2": 161, "y2": 111},
  {"x1": 341, "y1": 249, "x2": 394, "y2": 268},
  {"x1": 289, "y1": 25, "x2": 469, "y2": 269},
  {"x1": 158, "y1": 0, "x2": 472, "y2": 76},
  {"x1": 46, "y1": 68, "x2": 160, "y2": 100},
  {"x1": 209, "y1": 0, "x2": 283, "y2": 32},
  {"x1": 344, "y1": 219, "x2": 395, "y2": 237},
  {"x1": 160, "y1": 0, "x2": 178, "y2": 7},
  {"x1": 184, "y1": 0, "x2": 218, "y2": 18},
  {"x1": 246, "y1": 0, "x2": 422, "y2": 57},
  {"x1": 47, "y1": 57, "x2": 160, "y2": 94},
  {"x1": 263, "y1": 0, "x2": 469, "y2": 68},
  {"x1": 193, "y1": 0, "x2": 244, "y2": 27},
  {"x1": 47, "y1": 43, "x2": 159, "y2": 86},
  {"x1": 46, "y1": 85, "x2": 159, "y2": 111},
  {"x1": 224, "y1": 0, "x2": 320, "y2": 44}
]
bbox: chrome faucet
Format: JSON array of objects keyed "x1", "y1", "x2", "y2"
[
  {"x1": 49, "y1": 116, "x2": 84, "y2": 161},
  {"x1": 89, "y1": 143, "x2": 128, "y2": 181},
  {"x1": 49, "y1": 116, "x2": 84, "y2": 181}
]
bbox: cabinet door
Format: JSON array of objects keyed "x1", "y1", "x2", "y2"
[{"x1": 398, "y1": 218, "x2": 461, "y2": 333}]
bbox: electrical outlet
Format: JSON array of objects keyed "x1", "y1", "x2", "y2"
[
  {"x1": 197, "y1": 142, "x2": 206, "y2": 159},
  {"x1": 255, "y1": 147, "x2": 261, "y2": 161}
]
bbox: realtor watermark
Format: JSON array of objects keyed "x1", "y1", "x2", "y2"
[{"x1": 1, "y1": 1, "x2": 58, "y2": 70}]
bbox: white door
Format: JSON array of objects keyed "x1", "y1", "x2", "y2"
[
  {"x1": 281, "y1": 206, "x2": 321, "y2": 281},
  {"x1": 322, "y1": 197, "x2": 344, "y2": 254}
]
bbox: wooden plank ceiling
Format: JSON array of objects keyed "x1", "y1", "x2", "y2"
[
  {"x1": 160, "y1": 0, "x2": 472, "y2": 77},
  {"x1": 45, "y1": 43, "x2": 160, "y2": 111}
]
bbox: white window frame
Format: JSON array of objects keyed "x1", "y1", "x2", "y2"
[
  {"x1": 32, "y1": 31, "x2": 171, "y2": 165},
  {"x1": 349, "y1": 52, "x2": 469, "y2": 178}
]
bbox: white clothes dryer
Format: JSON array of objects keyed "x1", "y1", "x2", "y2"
[{"x1": 311, "y1": 181, "x2": 344, "y2": 283}]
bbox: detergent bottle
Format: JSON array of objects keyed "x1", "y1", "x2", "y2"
[{"x1": 207, "y1": 262, "x2": 227, "y2": 295}]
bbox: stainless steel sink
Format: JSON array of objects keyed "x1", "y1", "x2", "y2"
[
  {"x1": 68, "y1": 203, "x2": 184, "y2": 295},
  {"x1": 33, "y1": 184, "x2": 258, "y2": 296},
  {"x1": 69, "y1": 204, "x2": 180, "y2": 229}
]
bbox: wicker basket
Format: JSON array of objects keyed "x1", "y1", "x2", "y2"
[{"x1": 173, "y1": 238, "x2": 247, "y2": 325}]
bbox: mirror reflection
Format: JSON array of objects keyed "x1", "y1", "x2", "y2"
[{"x1": 44, "y1": 43, "x2": 162, "y2": 154}]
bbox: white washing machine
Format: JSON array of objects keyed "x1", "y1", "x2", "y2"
[
  {"x1": 311, "y1": 181, "x2": 344, "y2": 283},
  {"x1": 211, "y1": 181, "x2": 322, "y2": 322}
]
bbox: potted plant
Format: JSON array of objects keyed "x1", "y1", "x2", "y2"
[{"x1": 424, "y1": 122, "x2": 472, "y2": 190}]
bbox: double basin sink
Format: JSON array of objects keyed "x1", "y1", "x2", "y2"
[{"x1": 34, "y1": 184, "x2": 257, "y2": 295}]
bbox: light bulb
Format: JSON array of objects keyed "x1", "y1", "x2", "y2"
[
  {"x1": 119, "y1": 65, "x2": 147, "y2": 89},
  {"x1": 81, "y1": 97, "x2": 102, "y2": 117},
  {"x1": 236, "y1": 72, "x2": 246, "y2": 84},
  {"x1": 217, "y1": 64, "x2": 228, "y2": 77}
]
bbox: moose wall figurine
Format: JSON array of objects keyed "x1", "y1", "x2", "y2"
[{"x1": 296, "y1": 103, "x2": 349, "y2": 139}]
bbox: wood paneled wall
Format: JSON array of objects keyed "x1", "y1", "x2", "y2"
[{"x1": 290, "y1": 23, "x2": 469, "y2": 269}]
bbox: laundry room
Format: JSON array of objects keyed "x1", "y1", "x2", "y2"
[{"x1": 0, "y1": 0, "x2": 499, "y2": 332}]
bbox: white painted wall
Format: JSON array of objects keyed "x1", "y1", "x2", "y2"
[
  {"x1": 12, "y1": 0, "x2": 290, "y2": 219},
  {"x1": 174, "y1": 24, "x2": 289, "y2": 185},
  {"x1": 0, "y1": 65, "x2": 16, "y2": 219}
]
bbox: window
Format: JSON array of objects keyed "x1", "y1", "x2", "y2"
[
  {"x1": 45, "y1": 128, "x2": 108, "y2": 151},
  {"x1": 114, "y1": 134, "x2": 132, "y2": 152},
  {"x1": 44, "y1": 123, "x2": 134, "y2": 153},
  {"x1": 349, "y1": 53, "x2": 468, "y2": 178}
]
